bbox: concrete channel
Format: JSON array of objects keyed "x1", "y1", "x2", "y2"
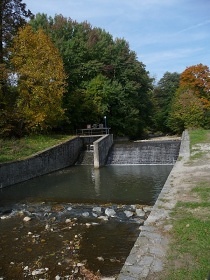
[
  {"x1": 0, "y1": 130, "x2": 189, "y2": 279},
  {"x1": 117, "y1": 130, "x2": 190, "y2": 280}
]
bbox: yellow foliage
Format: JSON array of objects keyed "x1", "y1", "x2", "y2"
[{"x1": 10, "y1": 24, "x2": 67, "y2": 133}]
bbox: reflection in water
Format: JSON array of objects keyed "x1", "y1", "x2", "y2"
[
  {"x1": 93, "y1": 168, "x2": 101, "y2": 196},
  {"x1": 0, "y1": 165, "x2": 172, "y2": 207}
]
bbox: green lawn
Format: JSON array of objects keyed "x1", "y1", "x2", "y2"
[
  {"x1": 189, "y1": 128, "x2": 210, "y2": 147},
  {"x1": 0, "y1": 134, "x2": 74, "y2": 163},
  {"x1": 162, "y1": 185, "x2": 210, "y2": 280}
]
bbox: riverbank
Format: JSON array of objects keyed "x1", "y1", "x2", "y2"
[
  {"x1": 159, "y1": 130, "x2": 210, "y2": 280},
  {"x1": 118, "y1": 129, "x2": 210, "y2": 279}
]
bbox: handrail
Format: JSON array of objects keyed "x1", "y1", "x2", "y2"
[{"x1": 76, "y1": 128, "x2": 110, "y2": 135}]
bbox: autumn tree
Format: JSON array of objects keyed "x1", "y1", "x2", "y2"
[
  {"x1": 9, "y1": 24, "x2": 66, "y2": 135},
  {"x1": 180, "y1": 64, "x2": 210, "y2": 109},
  {"x1": 168, "y1": 64, "x2": 210, "y2": 133}
]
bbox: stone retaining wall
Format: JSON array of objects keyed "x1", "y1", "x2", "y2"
[
  {"x1": 0, "y1": 137, "x2": 83, "y2": 188},
  {"x1": 94, "y1": 134, "x2": 113, "y2": 168}
]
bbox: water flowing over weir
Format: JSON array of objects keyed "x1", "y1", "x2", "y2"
[
  {"x1": 0, "y1": 138, "x2": 180, "y2": 279},
  {"x1": 76, "y1": 140, "x2": 181, "y2": 166},
  {"x1": 106, "y1": 140, "x2": 181, "y2": 165}
]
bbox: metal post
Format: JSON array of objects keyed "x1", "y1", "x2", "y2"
[{"x1": 104, "y1": 116, "x2": 107, "y2": 134}]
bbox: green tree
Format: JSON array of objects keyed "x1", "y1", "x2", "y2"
[
  {"x1": 153, "y1": 72, "x2": 180, "y2": 133},
  {"x1": 168, "y1": 88, "x2": 204, "y2": 133},
  {"x1": 9, "y1": 24, "x2": 66, "y2": 134},
  {"x1": 30, "y1": 14, "x2": 154, "y2": 137},
  {"x1": 0, "y1": 0, "x2": 32, "y2": 98}
]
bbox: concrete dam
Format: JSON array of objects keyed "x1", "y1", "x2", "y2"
[
  {"x1": 78, "y1": 140, "x2": 181, "y2": 166},
  {"x1": 0, "y1": 135, "x2": 181, "y2": 188}
]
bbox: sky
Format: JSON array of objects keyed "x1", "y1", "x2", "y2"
[{"x1": 23, "y1": 0, "x2": 210, "y2": 82}]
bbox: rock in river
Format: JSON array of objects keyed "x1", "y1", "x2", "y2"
[{"x1": 105, "y1": 208, "x2": 116, "y2": 217}]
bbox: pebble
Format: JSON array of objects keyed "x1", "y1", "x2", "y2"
[
  {"x1": 124, "y1": 210, "x2": 134, "y2": 217},
  {"x1": 23, "y1": 216, "x2": 31, "y2": 222},
  {"x1": 98, "y1": 215, "x2": 108, "y2": 221},
  {"x1": 76, "y1": 262, "x2": 85, "y2": 267},
  {"x1": 86, "y1": 223, "x2": 91, "y2": 227},
  {"x1": 91, "y1": 222, "x2": 99, "y2": 226},
  {"x1": 45, "y1": 224, "x2": 50, "y2": 230},
  {"x1": 143, "y1": 206, "x2": 153, "y2": 212},
  {"x1": 105, "y1": 208, "x2": 116, "y2": 217},
  {"x1": 136, "y1": 209, "x2": 145, "y2": 217},
  {"x1": 31, "y1": 268, "x2": 46, "y2": 275},
  {"x1": 1, "y1": 215, "x2": 9, "y2": 220},
  {"x1": 92, "y1": 206, "x2": 102, "y2": 214},
  {"x1": 82, "y1": 212, "x2": 89, "y2": 217}
]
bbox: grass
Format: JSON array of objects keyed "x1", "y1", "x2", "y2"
[
  {"x1": 188, "y1": 129, "x2": 210, "y2": 161},
  {"x1": 161, "y1": 181, "x2": 210, "y2": 280},
  {"x1": 0, "y1": 134, "x2": 74, "y2": 163},
  {"x1": 193, "y1": 181, "x2": 210, "y2": 202},
  {"x1": 160, "y1": 130, "x2": 210, "y2": 279},
  {"x1": 189, "y1": 128, "x2": 210, "y2": 147}
]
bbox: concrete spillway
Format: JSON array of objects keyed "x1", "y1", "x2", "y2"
[
  {"x1": 76, "y1": 150, "x2": 94, "y2": 165},
  {"x1": 106, "y1": 140, "x2": 181, "y2": 165}
]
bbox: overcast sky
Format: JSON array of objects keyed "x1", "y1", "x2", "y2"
[{"x1": 23, "y1": 0, "x2": 210, "y2": 81}]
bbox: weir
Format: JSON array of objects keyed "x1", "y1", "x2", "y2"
[
  {"x1": 77, "y1": 140, "x2": 181, "y2": 166},
  {"x1": 107, "y1": 140, "x2": 180, "y2": 165}
]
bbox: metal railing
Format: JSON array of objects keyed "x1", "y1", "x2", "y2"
[{"x1": 76, "y1": 127, "x2": 110, "y2": 135}]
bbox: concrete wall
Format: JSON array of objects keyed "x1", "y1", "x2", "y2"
[
  {"x1": 0, "y1": 137, "x2": 83, "y2": 188},
  {"x1": 94, "y1": 134, "x2": 113, "y2": 168}
]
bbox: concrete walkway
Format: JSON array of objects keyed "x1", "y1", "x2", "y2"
[{"x1": 117, "y1": 131, "x2": 190, "y2": 280}]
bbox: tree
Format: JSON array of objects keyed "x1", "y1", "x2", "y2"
[
  {"x1": 0, "y1": 0, "x2": 33, "y2": 106},
  {"x1": 9, "y1": 24, "x2": 66, "y2": 134},
  {"x1": 0, "y1": 0, "x2": 33, "y2": 64},
  {"x1": 29, "y1": 14, "x2": 154, "y2": 137},
  {"x1": 168, "y1": 88, "x2": 204, "y2": 133},
  {"x1": 153, "y1": 72, "x2": 180, "y2": 133},
  {"x1": 172, "y1": 64, "x2": 210, "y2": 131},
  {"x1": 180, "y1": 64, "x2": 210, "y2": 109}
]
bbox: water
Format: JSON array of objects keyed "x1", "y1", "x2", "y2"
[
  {"x1": 0, "y1": 165, "x2": 172, "y2": 207},
  {"x1": 0, "y1": 164, "x2": 173, "y2": 278}
]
